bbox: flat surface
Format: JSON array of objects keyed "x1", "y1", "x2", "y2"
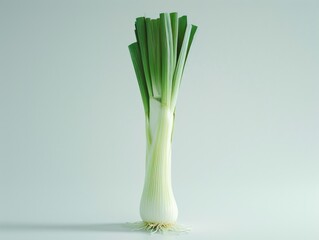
[
  {"x1": 0, "y1": 0, "x2": 318, "y2": 239},
  {"x1": 0, "y1": 220, "x2": 317, "y2": 240}
]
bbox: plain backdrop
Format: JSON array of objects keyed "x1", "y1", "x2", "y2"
[{"x1": 0, "y1": 0, "x2": 318, "y2": 239}]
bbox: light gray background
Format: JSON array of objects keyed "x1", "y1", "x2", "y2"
[{"x1": 0, "y1": 0, "x2": 318, "y2": 239}]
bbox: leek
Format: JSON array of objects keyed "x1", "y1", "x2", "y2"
[{"x1": 128, "y1": 12, "x2": 197, "y2": 232}]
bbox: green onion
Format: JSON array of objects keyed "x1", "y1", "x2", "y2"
[{"x1": 128, "y1": 12, "x2": 197, "y2": 232}]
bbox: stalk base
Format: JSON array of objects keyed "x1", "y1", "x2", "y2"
[{"x1": 128, "y1": 221, "x2": 190, "y2": 234}]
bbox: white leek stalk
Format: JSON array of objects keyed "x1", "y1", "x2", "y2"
[
  {"x1": 128, "y1": 12, "x2": 197, "y2": 232},
  {"x1": 140, "y1": 98, "x2": 177, "y2": 224}
]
